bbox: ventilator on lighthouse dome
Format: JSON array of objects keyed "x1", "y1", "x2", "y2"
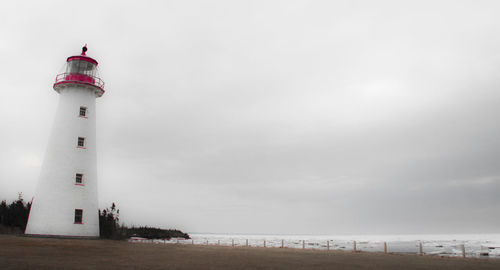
[{"x1": 25, "y1": 45, "x2": 105, "y2": 238}]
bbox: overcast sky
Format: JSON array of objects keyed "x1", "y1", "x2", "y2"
[{"x1": 1, "y1": 0, "x2": 499, "y2": 235}]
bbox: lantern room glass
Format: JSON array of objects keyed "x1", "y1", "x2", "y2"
[{"x1": 66, "y1": 60, "x2": 97, "y2": 77}]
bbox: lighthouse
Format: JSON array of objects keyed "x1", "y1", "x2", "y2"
[{"x1": 25, "y1": 46, "x2": 105, "y2": 238}]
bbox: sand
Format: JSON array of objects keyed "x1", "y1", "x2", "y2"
[{"x1": 1, "y1": 235, "x2": 500, "y2": 270}]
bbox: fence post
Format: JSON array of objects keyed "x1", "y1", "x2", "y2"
[
  {"x1": 303, "y1": 240, "x2": 305, "y2": 249},
  {"x1": 419, "y1": 242, "x2": 423, "y2": 256},
  {"x1": 206, "y1": 240, "x2": 209, "y2": 246},
  {"x1": 353, "y1": 241, "x2": 357, "y2": 252},
  {"x1": 192, "y1": 239, "x2": 194, "y2": 245},
  {"x1": 384, "y1": 242, "x2": 387, "y2": 254},
  {"x1": 264, "y1": 240, "x2": 266, "y2": 248},
  {"x1": 461, "y1": 244, "x2": 466, "y2": 258},
  {"x1": 177, "y1": 238, "x2": 179, "y2": 244},
  {"x1": 246, "y1": 239, "x2": 248, "y2": 247},
  {"x1": 232, "y1": 239, "x2": 234, "y2": 247},
  {"x1": 327, "y1": 240, "x2": 330, "y2": 251},
  {"x1": 218, "y1": 240, "x2": 220, "y2": 246},
  {"x1": 282, "y1": 239, "x2": 284, "y2": 248}
]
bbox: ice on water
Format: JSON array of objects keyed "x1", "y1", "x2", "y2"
[{"x1": 161, "y1": 233, "x2": 500, "y2": 258}]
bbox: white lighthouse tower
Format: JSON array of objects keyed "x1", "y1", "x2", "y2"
[{"x1": 25, "y1": 45, "x2": 105, "y2": 238}]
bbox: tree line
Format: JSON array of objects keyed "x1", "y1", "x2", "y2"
[
  {"x1": 99, "y1": 202, "x2": 190, "y2": 240},
  {"x1": 1, "y1": 194, "x2": 190, "y2": 240}
]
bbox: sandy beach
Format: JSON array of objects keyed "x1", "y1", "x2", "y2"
[{"x1": 1, "y1": 235, "x2": 500, "y2": 269}]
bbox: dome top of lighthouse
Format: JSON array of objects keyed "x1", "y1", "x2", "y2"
[{"x1": 66, "y1": 45, "x2": 99, "y2": 66}]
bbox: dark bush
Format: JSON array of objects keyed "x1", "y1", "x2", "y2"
[{"x1": 125, "y1": 226, "x2": 190, "y2": 240}]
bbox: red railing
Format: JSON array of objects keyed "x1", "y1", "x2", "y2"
[{"x1": 54, "y1": 73, "x2": 105, "y2": 91}]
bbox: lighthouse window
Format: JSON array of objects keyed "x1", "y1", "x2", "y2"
[
  {"x1": 79, "y1": 107, "x2": 87, "y2": 117},
  {"x1": 74, "y1": 209, "x2": 83, "y2": 224},
  {"x1": 77, "y1": 137, "x2": 85, "y2": 147},
  {"x1": 75, "y1": 173, "x2": 83, "y2": 184}
]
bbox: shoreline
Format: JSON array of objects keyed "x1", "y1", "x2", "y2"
[{"x1": 136, "y1": 233, "x2": 500, "y2": 258}]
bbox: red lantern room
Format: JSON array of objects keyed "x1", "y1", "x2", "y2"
[{"x1": 53, "y1": 45, "x2": 105, "y2": 97}]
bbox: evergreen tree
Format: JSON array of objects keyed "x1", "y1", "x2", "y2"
[
  {"x1": 0, "y1": 193, "x2": 31, "y2": 233},
  {"x1": 99, "y1": 202, "x2": 120, "y2": 239}
]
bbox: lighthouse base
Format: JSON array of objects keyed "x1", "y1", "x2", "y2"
[{"x1": 24, "y1": 233, "x2": 100, "y2": 240}]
